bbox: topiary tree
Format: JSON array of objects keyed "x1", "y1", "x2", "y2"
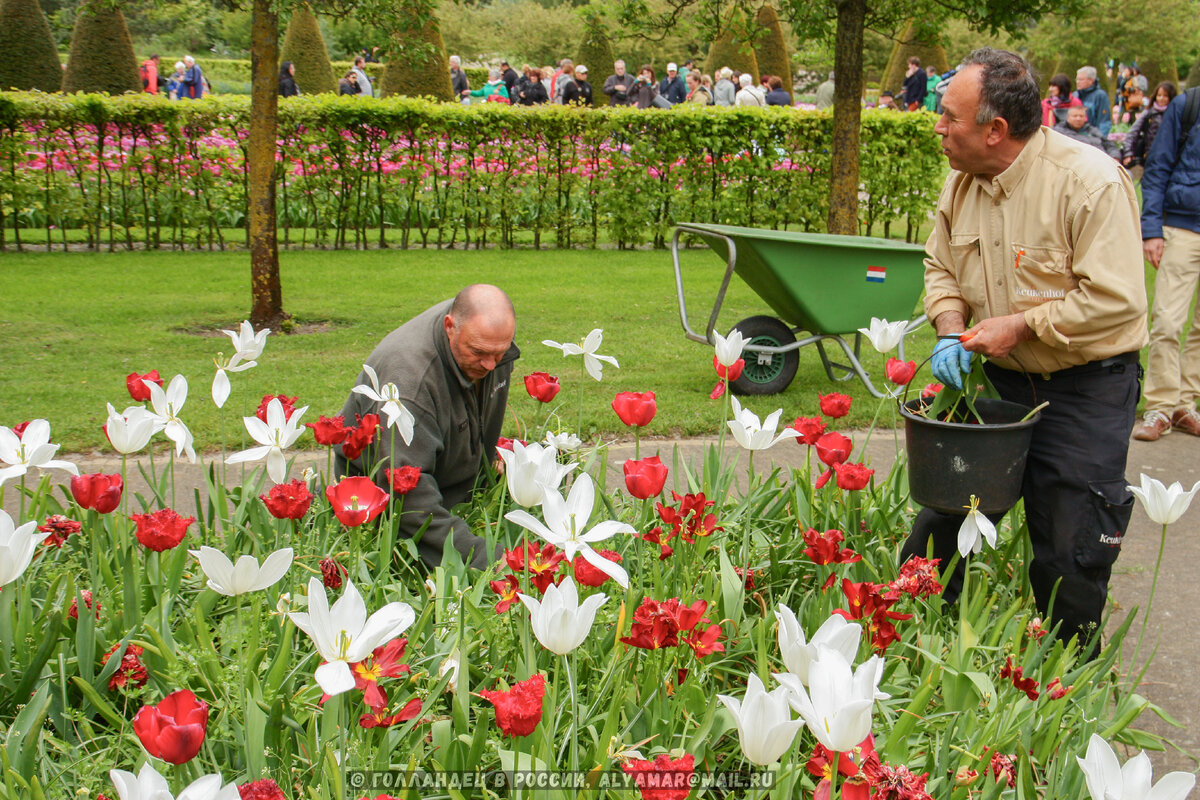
[
  {"x1": 1188, "y1": 54, "x2": 1200, "y2": 88},
  {"x1": 379, "y1": 0, "x2": 452, "y2": 100},
  {"x1": 705, "y1": 10, "x2": 759, "y2": 83},
  {"x1": 881, "y1": 20, "x2": 948, "y2": 95},
  {"x1": 0, "y1": 0, "x2": 63, "y2": 92},
  {"x1": 576, "y1": 10, "x2": 615, "y2": 106},
  {"x1": 753, "y1": 5, "x2": 792, "y2": 97},
  {"x1": 280, "y1": 3, "x2": 337, "y2": 94},
  {"x1": 61, "y1": 0, "x2": 139, "y2": 94}
]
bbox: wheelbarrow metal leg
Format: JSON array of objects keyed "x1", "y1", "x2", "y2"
[{"x1": 672, "y1": 225, "x2": 739, "y2": 347}]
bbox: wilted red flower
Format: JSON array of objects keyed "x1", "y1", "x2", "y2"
[
  {"x1": 524, "y1": 372, "x2": 561, "y2": 403},
  {"x1": 712, "y1": 354, "x2": 745, "y2": 383},
  {"x1": 834, "y1": 462, "x2": 874, "y2": 491},
  {"x1": 819, "y1": 392, "x2": 852, "y2": 418},
  {"x1": 326, "y1": 476, "x2": 389, "y2": 527},
  {"x1": 791, "y1": 416, "x2": 826, "y2": 446},
  {"x1": 733, "y1": 566, "x2": 755, "y2": 589},
  {"x1": 490, "y1": 574, "x2": 521, "y2": 613},
  {"x1": 999, "y1": 656, "x2": 1039, "y2": 700},
  {"x1": 260, "y1": 480, "x2": 313, "y2": 520},
  {"x1": 1026, "y1": 617, "x2": 1048, "y2": 641},
  {"x1": 130, "y1": 509, "x2": 195, "y2": 551},
  {"x1": 802, "y1": 529, "x2": 862, "y2": 565},
  {"x1": 1046, "y1": 678, "x2": 1071, "y2": 700},
  {"x1": 238, "y1": 778, "x2": 288, "y2": 800},
  {"x1": 319, "y1": 557, "x2": 347, "y2": 589},
  {"x1": 640, "y1": 527, "x2": 674, "y2": 560},
  {"x1": 613, "y1": 391, "x2": 657, "y2": 427},
  {"x1": 306, "y1": 415, "x2": 353, "y2": 446},
  {"x1": 126, "y1": 370, "x2": 163, "y2": 402},
  {"x1": 479, "y1": 673, "x2": 546, "y2": 737},
  {"x1": 133, "y1": 689, "x2": 209, "y2": 764},
  {"x1": 885, "y1": 556, "x2": 944, "y2": 600},
  {"x1": 69, "y1": 590, "x2": 100, "y2": 620},
  {"x1": 921, "y1": 383, "x2": 943, "y2": 399},
  {"x1": 101, "y1": 643, "x2": 148, "y2": 691},
  {"x1": 656, "y1": 492, "x2": 721, "y2": 543},
  {"x1": 341, "y1": 413, "x2": 381, "y2": 461},
  {"x1": 815, "y1": 432, "x2": 853, "y2": 467},
  {"x1": 385, "y1": 466, "x2": 421, "y2": 495},
  {"x1": 884, "y1": 358, "x2": 917, "y2": 386},
  {"x1": 38, "y1": 515, "x2": 82, "y2": 548},
  {"x1": 10, "y1": 420, "x2": 31, "y2": 437},
  {"x1": 807, "y1": 734, "x2": 876, "y2": 781},
  {"x1": 624, "y1": 456, "x2": 668, "y2": 499},
  {"x1": 573, "y1": 550, "x2": 623, "y2": 587},
  {"x1": 256, "y1": 394, "x2": 298, "y2": 422},
  {"x1": 359, "y1": 698, "x2": 422, "y2": 729},
  {"x1": 504, "y1": 542, "x2": 566, "y2": 593},
  {"x1": 621, "y1": 752, "x2": 695, "y2": 800},
  {"x1": 835, "y1": 579, "x2": 912, "y2": 654},
  {"x1": 988, "y1": 751, "x2": 1017, "y2": 788},
  {"x1": 352, "y1": 638, "x2": 412, "y2": 710},
  {"x1": 70, "y1": 473, "x2": 124, "y2": 513},
  {"x1": 861, "y1": 758, "x2": 934, "y2": 800}
]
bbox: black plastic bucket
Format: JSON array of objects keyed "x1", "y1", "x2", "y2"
[{"x1": 900, "y1": 397, "x2": 1040, "y2": 516}]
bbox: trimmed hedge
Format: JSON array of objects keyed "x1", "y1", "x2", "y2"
[
  {"x1": 881, "y1": 21, "x2": 948, "y2": 97},
  {"x1": 706, "y1": 10, "x2": 758, "y2": 83},
  {"x1": 280, "y1": 4, "x2": 338, "y2": 94},
  {"x1": 379, "y1": 1, "x2": 453, "y2": 101},
  {"x1": 195, "y1": 57, "x2": 485, "y2": 96},
  {"x1": 576, "y1": 15, "x2": 615, "y2": 107},
  {"x1": 61, "y1": 0, "x2": 139, "y2": 95},
  {"x1": 0, "y1": 0, "x2": 62, "y2": 92},
  {"x1": 0, "y1": 92, "x2": 943, "y2": 252},
  {"x1": 753, "y1": 6, "x2": 791, "y2": 98}
]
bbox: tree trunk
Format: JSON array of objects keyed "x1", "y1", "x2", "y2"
[
  {"x1": 248, "y1": 0, "x2": 288, "y2": 329},
  {"x1": 827, "y1": 0, "x2": 865, "y2": 235}
]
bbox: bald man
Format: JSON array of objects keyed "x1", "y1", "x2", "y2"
[{"x1": 336, "y1": 285, "x2": 519, "y2": 569}]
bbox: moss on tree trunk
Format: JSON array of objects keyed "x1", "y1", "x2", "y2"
[
  {"x1": 249, "y1": 0, "x2": 288, "y2": 329},
  {"x1": 828, "y1": 0, "x2": 865, "y2": 236}
]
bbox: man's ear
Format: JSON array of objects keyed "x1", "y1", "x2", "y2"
[
  {"x1": 986, "y1": 116, "x2": 1010, "y2": 147},
  {"x1": 443, "y1": 314, "x2": 456, "y2": 337}
]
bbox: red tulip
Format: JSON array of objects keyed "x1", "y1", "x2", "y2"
[
  {"x1": 385, "y1": 466, "x2": 421, "y2": 495},
  {"x1": 260, "y1": 480, "x2": 313, "y2": 520},
  {"x1": 573, "y1": 550, "x2": 623, "y2": 587},
  {"x1": 341, "y1": 413, "x2": 380, "y2": 460},
  {"x1": 130, "y1": 509, "x2": 195, "y2": 551},
  {"x1": 132, "y1": 689, "x2": 209, "y2": 764},
  {"x1": 70, "y1": 473, "x2": 123, "y2": 513},
  {"x1": 791, "y1": 416, "x2": 826, "y2": 446},
  {"x1": 237, "y1": 778, "x2": 288, "y2": 800},
  {"x1": 126, "y1": 370, "x2": 163, "y2": 402},
  {"x1": 325, "y1": 476, "x2": 389, "y2": 527},
  {"x1": 101, "y1": 643, "x2": 148, "y2": 691},
  {"x1": 69, "y1": 590, "x2": 101, "y2": 620},
  {"x1": 834, "y1": 462, "x2": 874, "y2": 491},
  {"x1": 885, "y1": 358, "x2": 917, "y2": 386},
  {"x1": 612, "y1": 391, "x2": 657, "y2": 427},
  {"x1": 818, "y1": 392, "x2": 852, "y2": 419},
  {"x1": 256, "y1": 394, "x2": 298, "y2": 422},
  {"x1": 712, "y1": 354, "x2": 745, "y2": 382},
  {"x1": 623, "y1": 456, "x2": 668, "y2": 499},
  {"x1": 306, "y1": 415, "x2": 353, "y2": 446},
  {"x1": 490, "y1": 574, "x2": 521, "y2": 613},
  {"x1": 524, "y1": 372, "x2": 561, "y2": 403},
  {"x1": 622, "y1": 753, "x2": 696, "y2": 800},
  {"x1": 11, "y1": 420, "x2": 31, "y2": 437},
  {"x1": 921, "y1": 383, "x2": 943, "y2": 399},
  {"x1": 479, "y1": 673, "x2": 546, "y2": 737},
  {"x1": 815, "y1": 432, "x2": 852, "y2": 467}
]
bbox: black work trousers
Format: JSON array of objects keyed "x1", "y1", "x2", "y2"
[{"x1": 900, "y1": 354, "x2": 1141, "y2": 647}]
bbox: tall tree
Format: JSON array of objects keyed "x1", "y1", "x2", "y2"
[{"x1": 0, "y1": 0, "x2": 62, "y2": 91}]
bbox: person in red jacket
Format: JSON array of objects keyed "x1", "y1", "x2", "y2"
[{"x1": 140, "y1": 55, "x2": 160, "y2": 95}]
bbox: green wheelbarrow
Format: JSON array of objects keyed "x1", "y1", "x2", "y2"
[{"x1": 671, "y1": 223, "x2": 929, "y2": 398}]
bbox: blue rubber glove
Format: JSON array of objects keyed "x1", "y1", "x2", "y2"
[{"x1": 930, "y1": 337, "x2": 974, "y2": 390}]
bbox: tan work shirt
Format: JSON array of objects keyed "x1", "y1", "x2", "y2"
[{"x1": 924, "y1": 127, "x2": 1148, "y2": 375}]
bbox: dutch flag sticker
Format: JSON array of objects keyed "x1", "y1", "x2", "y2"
[{"x1": 866, "y1": 266, "x2": 886, "y2": 283}]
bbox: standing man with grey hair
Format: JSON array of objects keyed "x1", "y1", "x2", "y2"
[
  {"x1": 901, "y1": 48, "x2": 1147, "y2": 651},
  {"x1": 603, "y1": 60, "x2": 633, "y2": 106},
  {"x1": 734, "y1": 72, "x2": 764, "y2": 107},
  {"x1": 1073, "y1": 66, "x2": 1112, "y2": 135},
  {"x1": 336, "y1": 285, "x2": 519, "y2": 570},
  {"x1": 815, "y1": 71, "x2": 835, "y2": 110},
  {"x1": 449, "y1": 55, "x2": 469, "y2": 103},
  {"x1": 180, "y1": 55, "x2": 205, "y2": 99},
  {"x1": 713, "y1": 67, "x2": 736, "y2": 106},
  {"x1": 351, "y1": 56, "x2": 373, "y2": 97}
]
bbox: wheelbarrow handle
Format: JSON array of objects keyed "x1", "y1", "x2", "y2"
[{"x1": 671, "y1": 224, "x2": 739, "y2": 347}]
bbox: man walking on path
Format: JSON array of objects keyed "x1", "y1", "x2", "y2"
[
  {"x1": 1132, "y1": 87, "x2": 1200, "y2": 441},
  {"x1": 903, "y1": 48, "x2": 1147, "y2": 650}
]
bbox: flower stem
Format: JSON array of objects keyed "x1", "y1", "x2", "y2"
[
  {"x1": 1128, "y1": 522, "x2": 1168, "y2": 679},
  {"x1": 829, "y1": 753, "x2": 841, "y2": 800},
  {"x1": 565, "y1": 654, "x2": 579, "y2": 772}
]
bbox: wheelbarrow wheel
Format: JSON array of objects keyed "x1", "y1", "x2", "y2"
[{"x1": 729, "y1": 316, "x2": 799, "y2": 396}]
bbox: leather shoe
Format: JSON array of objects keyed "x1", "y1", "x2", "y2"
[
  {"x1": 1172, "y1": 408, "x2": 1200, "y2": 436},
  {"x1": 1133, "y1": 411, "x2": 1172, "y2": 441}
]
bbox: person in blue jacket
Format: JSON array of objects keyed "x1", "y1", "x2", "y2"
[
  {"x1": 180, "y1": 55, "x2": 205, "y2": 99},
  {"x1": 1133, "y1": 87, "x2": 1200, "y2": 441},
  {"x1": 1072, "y1": 66, "x2": 1111, "y2": 135},
  {"x1": 659, "y1": 63, "x2": 686, "y2": 105}
]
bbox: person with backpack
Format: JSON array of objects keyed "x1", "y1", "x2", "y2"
[
  {"x1": 140, "y1": 55, "x2": 160, "y2": 95},
  {"x1": 1132, "y1": 84, "x2": 1200, "y2": 441},
  {"x1": 1122, "y1": 82, "x2": 1178, "y2": 175}
]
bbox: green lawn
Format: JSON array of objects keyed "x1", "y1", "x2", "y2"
[{"x1": 0, "y1": 248, "x2": 938, "y2": 453}]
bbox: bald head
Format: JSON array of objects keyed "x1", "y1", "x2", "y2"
[{"x1": 445, "y1": 285, "x2": 515, "y2": 382}]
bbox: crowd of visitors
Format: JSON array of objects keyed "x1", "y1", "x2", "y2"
[{"x1": 139, "y1": 54, "x2": 207, "y2": 99}]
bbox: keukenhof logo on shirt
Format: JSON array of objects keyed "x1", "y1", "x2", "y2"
[{"x1": 866, "y1": 266, "x2": 886, "y2": 283}]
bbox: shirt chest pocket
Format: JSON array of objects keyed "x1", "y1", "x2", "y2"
[{"x1": 1010, "y1": 244, "x2": 1076, "y2": 311}]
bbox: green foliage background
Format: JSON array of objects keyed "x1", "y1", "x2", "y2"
[{"x1": 705, "y1": 10, "x2": 758, "y2": 83}]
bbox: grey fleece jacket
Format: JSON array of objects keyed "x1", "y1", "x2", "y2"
[{"x1": 334, "y1": 300, "x2": 519, "y2": 569}]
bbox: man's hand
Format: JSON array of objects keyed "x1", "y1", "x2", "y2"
[
  {"x1": 961, "y1": 313, "x2": 1035, "y2": 358},
  {"x1": 1144, "y1": 237, "x2": 1164, "y2": 269}
]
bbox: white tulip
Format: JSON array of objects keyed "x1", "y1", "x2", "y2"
[
  {"x1": 1076, "y1": 733, "x2": 1196, "y2": 800},
  {"x1": 0, "y1": 510, "x2": 50, "y2": 587},
  {"x1": 104, "y1": 403, "x2": 158, "y2": 455},
  {"x1": 1128, "y1": 473, "x2": 1200, "y2": 526},
  {"x1": 543, "y1": 328, "x2": 619, "y2": 382},
  {"x1": 0, "y1": 419, "x2": 80, "y2": 486},
  {"x1": 190, "y1": 546, "x2": 293, "y2": 596},
  {"x1": 497, "y1": 441, "x2": 575, "y2": 507},
  {"x1": 352, "y1": 363, "x2": 415, "y2": 444},
  {"x1": 717, "y1": 673, "x2": 805, "y2": 766},
  {"x1": 776, "y1": 606, "x2": 862, "y2": 686},
  {"x1": 857, "y1": 317, "x2": 908, "y2": 354},
  {"x1": 518, "y1": 576, "x2": 606, "y2": 655},
  {"x1": 714, "y1": 328, "x2": 747, "y2": 367},
  {"x1": 225, "y1": 398, "x2": 309, "y2": 483},
  {"x1": 776, "y1": 646, "x2": 880, "y2": 753},
  {"x1": 144, "y1": 374, "x2": 196, "y2": 463},
  {"x1": 727, "y1": 396, "x2": 801, "y2": 451},
  {"x1": 957, "y1": 495, "x2": 997, "y2": 558},
  {"x1": 109, "y1": 762, "x2": 240, "y2": 800},
  {"x1": 544, "y1": 431, "x2": 583, "y2": 453}
]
